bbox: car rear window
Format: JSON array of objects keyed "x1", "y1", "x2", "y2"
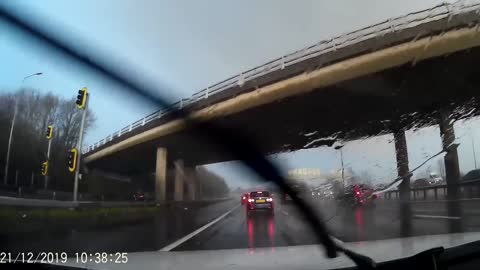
[{"x1": 250, "y1": 191, "x2": 270, "y2": 197}]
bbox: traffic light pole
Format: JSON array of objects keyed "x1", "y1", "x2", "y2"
[
  {"x1": 44, "y1": 139, "x2": 52, "y2": 189},
  {"x1": 73, "y1": 93, "x2": 88, "y2": 202}
]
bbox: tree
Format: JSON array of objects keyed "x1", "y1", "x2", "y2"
[{"x1": 196, "y1": 167, "x2": 230, "y2": 198}]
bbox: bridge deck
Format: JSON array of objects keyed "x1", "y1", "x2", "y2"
[{"x1": 85, "y1": 7, "x2": 480, "y2": 173}]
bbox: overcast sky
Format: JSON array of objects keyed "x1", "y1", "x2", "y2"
[{"x1": 3, "y1": 0, "x2": 478, "y2": 188}]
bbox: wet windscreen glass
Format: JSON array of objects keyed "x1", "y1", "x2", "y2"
[{"x1": 2, "y1": 1, "x2": 480, "y2": 269}]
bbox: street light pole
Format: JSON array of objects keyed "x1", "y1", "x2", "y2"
[
  {"x1": 22, "y1": 72, "x2": 43, "y2": 83},
  {"x1": 3, "y1": 72, "x2": 43, "y2": 185},
  {"x1": 471, "y1": 135, "x2": 477, "y2": 169},
  {"x1": 3, "y1": 101, "x2": 17, "y2": 185},
  {"x1": 340, "y1": 148, "x2": 345, "y2": 187},
  {"x1": 334, "y1": 145, "x2": 345, "y2": 188}
]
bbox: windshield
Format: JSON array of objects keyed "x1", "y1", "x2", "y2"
[{"x1": 2, "y1": 1, "x2": 480, "y2": 269}]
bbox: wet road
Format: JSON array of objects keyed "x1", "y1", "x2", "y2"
[
  {"x1": 174, "y1": 199, "x2": 480, "y2": 251},
  {"x1": 3, "y1": 198, "x2": 480, "y2": 254},
  {"x1": 1, "y1": 199, "x2": 238, "y2": 254}
]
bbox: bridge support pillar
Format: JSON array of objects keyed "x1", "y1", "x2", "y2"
[
  {"x1": 393, "y1": 129, "x2": 412, "y2": 237},
  {"x1": 438, "y1": 112, "x2": 461, "y2": 192},
  {"x1": 174, "y1": 160, "x2": 184, "y2": 201},
  {"x1": 438, "y1": 112, "x2": 462, "y2": 232},
  {"x1": 186, "y1": 169, "x2": 198, "y2": 201},
  {"x1": 155, "y1": 147, "x2": 167, "y2": 202}
]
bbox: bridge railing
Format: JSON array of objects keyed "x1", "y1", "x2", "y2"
[
  {"x1": 383, "y1": 179, "x2": 480, "y2": 201},
  {"x1": 84, "y1": 0, "x2": 480, "y2": 154}
]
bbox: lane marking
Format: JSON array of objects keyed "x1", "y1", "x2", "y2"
[
  {"x1": 413, "y1": 214, "x2": 461, "y2": 220},
  {"x1": 159, "y1": 204, "x2": 240, "y2": 251}
]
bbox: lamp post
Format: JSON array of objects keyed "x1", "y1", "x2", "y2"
[
  {"x1": 3, "y1": 72, "x2": 43, "y2": 185},
  {"x1": 334, "y1": 145, "x2": 345, "y2": 188},
  {"x1": 471, "y1": 134, "x2": 477, "y2": 169}
]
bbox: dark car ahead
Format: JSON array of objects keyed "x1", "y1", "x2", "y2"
[{"x1": 246, "y1": 191, "x2": 274, "y2": 215}]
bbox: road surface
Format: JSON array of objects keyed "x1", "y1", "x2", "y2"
[
  {"x1": 174, "y1": 199, "x2": 480, "y2": 251},
  {"x1": 2, "y1": 198, "x2": 480, "y2": 255}
]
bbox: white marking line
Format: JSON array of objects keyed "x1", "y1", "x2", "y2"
[
  {"x1": 159, "y1": 204, "x2": 240, "y2": 251},
  {"x1": 413, "y1": 214, "x2": 461, "y2": 220}
]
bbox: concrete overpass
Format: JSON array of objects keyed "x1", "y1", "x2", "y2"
[{"x1": 83, "y1": 2, "x2": 480, "y2": 201}]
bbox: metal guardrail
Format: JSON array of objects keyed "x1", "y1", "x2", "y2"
[
  {"x1": 84, "y1": 1, "x2": 480, "y2": 154},
  {"x1": 383, "y1": 179, "x2": 480, "y2": 200}
]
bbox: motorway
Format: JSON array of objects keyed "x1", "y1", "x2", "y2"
[
  {"x1": 173, "y1": 198, "x2": 480, "y2": 251},
  {"x1": 3, "y1": 197, "x2": 480, "y2": 255}
]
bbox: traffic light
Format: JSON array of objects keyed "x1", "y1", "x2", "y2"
[
  {"x1": 41, "y1": 161, "x2": 48, "y2": 176},
  {"x1": 67, "y1": 148, "x2": 78, "y2": 172},
  {"x1": 46, "y1": 125, "x2": 53, "y2": 139},
  {"x1": 76, "y1": 87, "x2": 87, "y2": 109}
]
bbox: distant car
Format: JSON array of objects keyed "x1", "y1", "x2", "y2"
[
  {"x1": 246, "y1": 191, "x2": 274, "y2": 215},
  {"x1": 133, "y1": 192, "x2": 146, "y2": 201},
  {"x1": 241, "y1": 193, "x2": 249, "y2": 205},
  {"x1": 412, "y1": 178, "x2": 431, "y2": 188},
  {"x1": 337, "y1": 184, "x2": 376, "y2": 208},
  {"x1": 429, "y1": 173, "x2": 443, "y2": 185},
  {"x1": 311, "y1": 187, "x2": 335, "y2": 199}
]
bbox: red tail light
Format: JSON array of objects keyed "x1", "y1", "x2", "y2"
[
  {"x1": 242, "y1": 196, "x2": 246, "y2": 200},
  {"x1": 248, "y1": 198, "x2": 254, "y2": 202},
  {"x1": 266, "y1": 197, "x2": 273, "y2": 202}
]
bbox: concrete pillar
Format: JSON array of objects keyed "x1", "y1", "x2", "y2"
[
  {"x1": 438, "y1": 112, "x2": 462, "y2": 232},
  {"x1": 394, "y1": 130, "x2": 411, "y2": 197},
  {"x1": 187, "y1": 169, "x2": 197, "y2": 201},
  {"x1": 184, "y1": 168, "x2": 201, "y2": 201},
  {"x1": 438, "y1": 112, "x2": 461, "y2": 190},
  {"x1": 174, "y1": 160, "x2": 184, "y2": 201},
  {"x1": 155, "y1": 148, "x2": 168, "y2": 202},
  {"x1": 196, "y1": 167, "x2": 202, "y2": 199},
  {"x1": 15, "y1": 170, "x2": 19, "y2": 187},
  {"x1": 393, "y1": 129, "x2": 412, "y2": 236}
]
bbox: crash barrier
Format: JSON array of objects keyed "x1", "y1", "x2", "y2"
[{"x1": 383, "y1": 179, "x2": 480, "y2": 200}]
